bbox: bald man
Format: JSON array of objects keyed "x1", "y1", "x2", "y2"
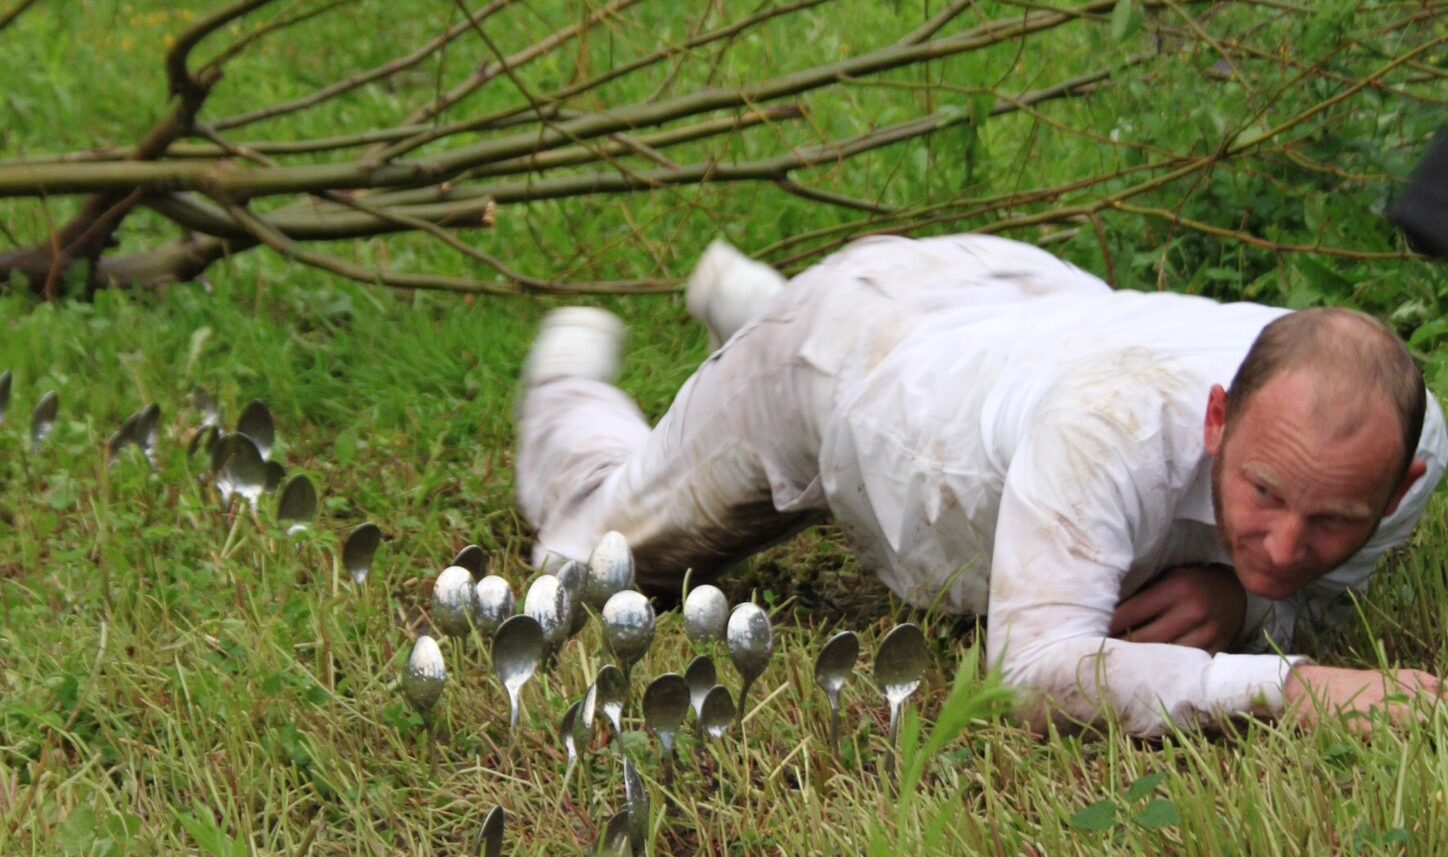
[{"x1": 516, "y1": 233, "x2": 1447, "y2": 735}]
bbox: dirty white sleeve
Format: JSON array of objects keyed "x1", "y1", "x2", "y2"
[{"x1": 984, "y1": 406, "x2": 1302, "y2": 737}]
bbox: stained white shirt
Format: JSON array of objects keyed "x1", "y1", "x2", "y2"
[{"x1": 517, "y1": 233, "x2": 1448, "y2": 736}]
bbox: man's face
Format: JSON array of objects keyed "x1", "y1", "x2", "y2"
[{"x1": 1205, "y1": 370, "x2": 1415, "y2": 600}]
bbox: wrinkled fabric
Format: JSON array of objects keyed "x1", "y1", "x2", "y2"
[{"x1": 515, "y1": 233, "x2": 1448, "y2": 735}]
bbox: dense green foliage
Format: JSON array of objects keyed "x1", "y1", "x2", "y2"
[{"x1": 2, "y1": 1, "x2": 1447, "y2": 854}]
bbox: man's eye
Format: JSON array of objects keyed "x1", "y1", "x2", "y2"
[{"x1": 1252, "y1": 483, "x2": 1270, "y2": 498}]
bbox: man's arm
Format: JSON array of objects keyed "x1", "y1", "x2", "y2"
[{"x1": 985, "y1": 398, "x2": 1303, "y2": 736}]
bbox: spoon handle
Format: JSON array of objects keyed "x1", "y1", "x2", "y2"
[
  {"x1": 736, "y1": 676, "x2": 757, "y2": 727},
  {"x1": 661, "y1": 743, "x2": 675, "y2": 788},
  {"x1": 886, "y1": 700, "x2": 903, "y2": 794},
  {"x1": 828, "y1": 705, "x2": 841, "y2": 759}
]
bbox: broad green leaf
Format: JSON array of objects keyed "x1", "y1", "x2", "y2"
[
  {"x1": 1110, "y1": 0, "x2": 1143, "y2": 41},
  {"x1": 1135, "y1": 798, "x2": 1181, "y2": 829},
  {"x1": 1124, "y1": 771, "x2": 1166, "y2": 803},
  {"x1": 1069, "y1": 800, "x2": 1118, "y2": 832}
]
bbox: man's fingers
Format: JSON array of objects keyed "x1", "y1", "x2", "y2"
[
  {"x1": 1172, "y1": 626, "x2": 1225, "y2": 654},
  {"x1": 1109, "y1": 587, "x2": 1174, "y2": 636},
  {"x1": 1117, "y1": 610, "x2": 1196, "y2": 646}
]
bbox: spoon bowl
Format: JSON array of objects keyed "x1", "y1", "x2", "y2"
[
  {"x1": 523, "y1": 574, "x2": 572, "y2": 658},
  {"x1": 601, "y1": 590, "x2": 656, "y2": 679},
  {"x1": 342, "y1": 523, "x2": 382, "y2": 585},
  {"x1": 698, "y1": 685, "x2": 735, "y2": 741},
  {"x1": 30, "y1": 391, "x2": 58, "y2": 449},
  {"x1": 451, "y1": 544, "x2": 487, "y2": 577},
  {"x1": 235, "y1": 399, "x2": 275, "y2": 460},
  {"x1": 874, "y1": 622, "x2": 929, "y2": 774},
  {"x1": 585, "y1": 531, "x2": 634, "y2": 610},
  {"x1": 814, "y1": 631, "x2": 859, "y2": 756},
  {"x1": 593, "y1": 663, "x2": 627, "y2": 737},
  {"x1": 431, "y1": 566, "x2": 476, "y2": 638},
  {"x1": 726, "y1": 603, "x2": 773, "y2": 724},
  {"x1": 402, "y1": 635, "x2": 446, "y2": 716},
  {"x1": 277, "y1": 474, "x2": 318, "y2": 535},
  {"x1": 683, "y1": 584, "x2": 729, "y2": 645},
  {"x1": 684, "y1": 655, "x2": 717, "y2": 723},
  {"x1": 477, "y1": 805, "x2": 504, "y2": 857},
  {"x1": 492, "y1": 614, "x2": 545, "y2": 736},
  {"x1": 643, "y1": 673, "x2": 690, "y2": 785},
  {"x1": 556, "y1": 559, "x2": 588, "y2": 636},
  {"x1": 472, "y1": 575, "x2": 516, "y2": 640},
  {"x1": 220, "y1": 437, "x2": 267, "y2": 513}
]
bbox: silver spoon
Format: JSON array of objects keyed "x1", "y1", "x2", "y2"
[
  {"x1": 451, "y1": 544, "x2": 487, "y2": 577},
  {"x1": 472, "y1": 575, "x2": 516, "y2": 640},
  {"x1": 403, "y1": 634, "x2": 447, "y2": 716},
  {"x1": 586, "y1": 530, "x2": 634, "y2": 610},
  {"x1": 263, "y1": 460, "x2": 286, "y2": 492},
  {"x1": 402, "y1": 634, "x2": 447, "y2": 780},
  {"x1": 642, "y1": 673, "x2": 690, "y2": 786},
  {"x1": 596, "y1": 809, "x2": 630, "y2": 856},
  {"x1": 107, "y1": 409, "x2": 141, "y2": 466},
  {"x1": 431, "y1": 566, "x2": 476, "y2": 638},
  {"x1": 698, "y1": 684, "x2": 735, "y2": 742},
  {"x1": 594, "y1": 663, "x2": 627, "y2": 738},
  {"x1": 556, "y1": 559, "x2": 588, "y2": 636},
  {"x1": 683, "y1": 584, "x2": 729, "y2": 645},
  {"x1": 0, "y1": 369, "x2": 10, "y2": 424},
  {"x1": 523, "y1": 574, "x2": 572, "y2": 662},
  {"x1": 624, "y1": 756, "x2": 648, "y2": 856},
  {"x1": 30, "y1": 391, "x2": 58, "y2": 449},
  {"x1": 235, "y1": 399, "x2": 275, "y2": 460},
  {"x1": 874, "y1": 623, "x2": 928, "y2": 783},
  {"x1": 192, "y1": 388, "x2": 221, "y2": 429},
  {"x1": 561, "y1": 700, "x2": 583, "y2": 777},
  {"x1": 476, "y1": 804, "x2": 504, "y2": 857},
  {"x1": 492, "y1": 614, "x2": 544, "y2": 737},
  {"x1": 221, "y1": 438, "x2": 267, "y2": 513},
  {"x1": 342, "y1": 522, "x2": 381, "y2": 585},
  {"x1": 136, "y1": 402, "x2": 161, "y2": 468},
  {"x1": 601, "y1": 591, "x2": 655, "y2": 682},
  {"x1": 684, "y1": 655, "x2": 716, "y2": 723},
  {"x1": 814, "y1": 630, "x2": 859, "y2": 758},
  {"x1": 277, "y1": 474, "x2": 318, "y2": 536},
  {"x1": 561, "y1": 683, "x2": 598, "y2": 781},
  {"x1": 726, "y1": 603, "x2": 772, "y2": 725}
]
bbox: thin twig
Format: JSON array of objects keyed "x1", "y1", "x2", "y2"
[
  {"x1": 0, "y1": 0, "x2": 41, "y2": 34},
  {"x1": 211, "y1": 0, "x2": 517, "y2": 131}
]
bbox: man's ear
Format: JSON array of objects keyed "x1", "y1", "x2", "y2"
[
  {"x1": 1384, "y1": 457, "x2": 1429, "y2": 517},
  {"x1": 1204, "y1": 384, "x2": 1228, "y2": 456}
]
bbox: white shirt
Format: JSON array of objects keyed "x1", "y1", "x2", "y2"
[
  {"x1": 811, "y1": 274, "x2": 1447, "y2": 735},
  {"x1": 519, "y1": 233, "x2": 1448, "y2": 736}
]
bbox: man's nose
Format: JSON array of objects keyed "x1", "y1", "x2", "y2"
[{"x1": 1263, "y1": 515, "x2": 1306, "y2": 568}]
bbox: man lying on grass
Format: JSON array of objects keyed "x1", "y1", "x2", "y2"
[{"x1": 514, "y1": 233, "x2": 1447, "y2": 736}]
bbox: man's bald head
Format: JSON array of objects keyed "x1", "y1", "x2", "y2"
[{"x1": 1225, "y1": 308, "x2": 1425, "y2": 481}]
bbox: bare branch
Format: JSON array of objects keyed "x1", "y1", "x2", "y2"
[
  {"x1": 0, "y1": 0, "x2": 40, "y2": 34},
  {"x1": 392, "y1": 0, "x2": 645, "y2": 131},
  {"x1": 1113, "y1": 202, "x2": 1424, "y2": 261},
  {"x1": 209, "y1": 0, "x2": 517, "y2": 131},
  {"x1": 0, "y1": 0, "x2": 1134, "y2": 201}
]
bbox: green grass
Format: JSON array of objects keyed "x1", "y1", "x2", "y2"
[{"x1": 4, "y1": 1, "x2": 1448, "y2": 854}]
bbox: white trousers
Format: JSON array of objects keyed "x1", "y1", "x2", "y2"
[{"x1": 515, "y1": 234, "x2": 1109, "y2": 596}]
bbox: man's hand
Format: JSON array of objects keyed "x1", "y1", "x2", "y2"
[
  {"x1": 1109, "y1": 563, "x2": 1246, "y2": 654},
  {"x1": 1285, "y1": 664, "x2": 1442, "y2": 731}
]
